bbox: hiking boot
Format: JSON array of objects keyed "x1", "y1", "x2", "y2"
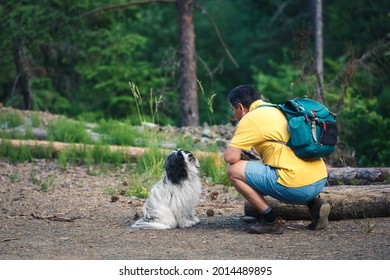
[
  {"x1": 307, "y1": 197, "x2": 330, "y2": 230},
  {"x1": 248, "y1": 217, "x2": 284, "y2": 234}
]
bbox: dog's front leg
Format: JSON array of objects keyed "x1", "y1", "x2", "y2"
[{"x1": 177, "y1": 212, "x2": 200, "y2": 228}]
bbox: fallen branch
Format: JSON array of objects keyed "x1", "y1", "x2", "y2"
[
  {"x1": 2, "y1": 237, "x2": 21, "y2": 242},
  {"x1": 31, "y1": 211, "x2": 79, "y2": 222}
]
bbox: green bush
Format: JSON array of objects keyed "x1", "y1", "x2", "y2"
[{"x1": 339, "y1": 95, "x2": 390, "y2": 166}]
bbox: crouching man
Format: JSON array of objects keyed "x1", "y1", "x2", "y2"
[{"x1": 224, "y1": 85, "x2": 330, "y2": 234}]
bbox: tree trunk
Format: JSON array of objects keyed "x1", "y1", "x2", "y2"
[
  {"x1": 12, "y1": 44, "x2": 33, "y2": 110},
  {"x1": 177, "y1": 0, "x2": 199, "y2": 127},
  {"x1": 244, "y1": 185, "x2": 390, "y2": 220},
  {"x1": 311, "y1": 0, "x2": 325, "y2": 104}
]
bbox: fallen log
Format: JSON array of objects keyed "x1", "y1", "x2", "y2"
[
  {"x1": 0, "y1": 138, "x2": 216, "y2": 160},
  {"x1": 244, "y1": 184, "x2": 390, "y2": 220},
  {"x1": 327, "y1": 167, "x2": 390, "y2": 185},
  {"x1": 1, "y1": 138, "x2": 147, "y2": 160}
]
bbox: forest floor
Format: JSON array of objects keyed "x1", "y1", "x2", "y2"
[{"x1": 1, "y1": 159, "x2": 389, "y2": 260}]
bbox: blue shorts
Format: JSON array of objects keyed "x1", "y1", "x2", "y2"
[{"x1": 244, "y1": 161, "x2": 327, "y2": 204}]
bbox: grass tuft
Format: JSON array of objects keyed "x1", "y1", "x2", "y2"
[
  {"x1": 47, "y1": 117, "x2": 93, "y2": 144},
  {"x1": 199, "y1": 153, "x2": 230, "y2": 186}
]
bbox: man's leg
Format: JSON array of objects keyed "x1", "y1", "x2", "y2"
[
  {"x1": 226, "y1": 161, "x2": 269, "y2": 212},
  {"x1": 226, "y1": 161, "x2": 284, "y2": 234},
  {"x1": 306, "y1": 196, "x2": 330, "y2": 230}
]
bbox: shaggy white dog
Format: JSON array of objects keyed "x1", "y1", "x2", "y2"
[{"x1": 131, "y1": 149, "x2": 202, "y2": 229}]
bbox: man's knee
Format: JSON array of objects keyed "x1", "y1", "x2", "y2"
[
  {"x1": 226, "y1": 161, "x2": 247, "y2": 180},
  {"x1": 226, "y1": 164, "x2": 234, "y2": 180}
]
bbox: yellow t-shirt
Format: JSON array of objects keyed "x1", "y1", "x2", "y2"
[{"x1": 229, "y1": 100, "x2": 327, "y2": 187}]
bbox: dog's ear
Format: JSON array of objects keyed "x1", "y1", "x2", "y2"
[{"x1": 165, "y1": 151, "x2": 188, "y2": 185}]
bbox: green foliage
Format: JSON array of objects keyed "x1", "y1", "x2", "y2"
[
  {"x1": 199, "y1": 153, "x2": 230, "y2": 185},
  {"x1": 128, "y1": 82, "x2": 165, "y2": 125},
  {"x1": 176, "y1": 136, "x2": 195, "y2": 151},
  {"x1": 47, "y1": 117, "x2": 93, "y2": 144},
  {"x1": 90, "y1": 144, "x2": 109, "y2": 165},
  {"x1": 30, "y1": 168, "x2": 55, "y2": 192},
  {"x1": 136, "y1": 145, "x2": 165, "y2": 178},
  {"x1": 124, "y1": 183, "x2": 150, "y2": 199},
  {"x1": 57, "y1": 152, "x2": 68, "y2": 170},
  {"x1": 198, "y1": 80, "x2": 217, "y2": 125},
  {"x1": 339, "y1": 94, "x2": 390, "y2": 166},
  {"x1": 252, "y1": 48, "x2": 319, "y2": 104},
  {"x1": 32, "y1": 78, "x2": 73, "y2": 114},
  {"x1": 30, "y1": 112, "x2": 40, "y2": 127},
  {"x1": 354, "y1": 219, "x2": 376, "y2": 234},
  {"x1": 4, "y1": 144, "x2": 32, "y2": 164},
  {"x1": 95, "y1": 118, "x2": 142, "y2": 146},
  {"x1": 76, "y1": 29, "x2": 146, "y2": 115},
  {"x1": 0, "y1": 110, "x2": 23, "y2": 128},
  {"x1": 0, "y1": 141, "x2": 53, "y2": 164}
]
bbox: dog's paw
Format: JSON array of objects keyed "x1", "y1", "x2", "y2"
[
  {"x1": 179, "y1": 218, "x2": 199, "y2": 228},
  {"x1": 193, "y1": 216, "x2": 200, "y2": 224}
]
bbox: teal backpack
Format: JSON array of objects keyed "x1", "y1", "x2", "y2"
[{"x1": 257, "y1": 97, "x2": 338, "y2": 160}]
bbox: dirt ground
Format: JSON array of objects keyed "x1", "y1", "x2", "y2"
[{"x1": 1, "y1": 159, "x2": 389, "y2": 260}]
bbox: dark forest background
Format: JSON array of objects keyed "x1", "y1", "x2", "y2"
[{"x1": 1, "y1": 0, "x2": 389, "y2": 166}]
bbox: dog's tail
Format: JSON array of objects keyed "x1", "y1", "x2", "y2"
[{"x1": 131, "y1": 219, "x2": 172, "y2": 230}]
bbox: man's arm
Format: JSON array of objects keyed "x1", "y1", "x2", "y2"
[{"x1": 224, "y1": 146, "x2": 243, "y2": 164}]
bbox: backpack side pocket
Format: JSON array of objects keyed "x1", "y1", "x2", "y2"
[
  {"x1": 287, "y1": 116, "x2": 312, "y2": 148},
  {"x1": 319, "y1": 121, "x2": 338, "y2": 146}
]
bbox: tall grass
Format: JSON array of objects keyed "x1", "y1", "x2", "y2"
[
  {"x1": 30, "y1": 112, "x2": 41, "y2": 127},
  {"x1": 199, "y1": 153, "x2": 230, "y2": 186},
  {"x1": 95, "y1": 119, "x2": 143, "y2": 146},
  {"x1": 176, "y1": 135, "x2": 194, "y2": 151},
  {"x1": 0, "y1": 110, "x2": 23, "y2": 128},
  {"x1": 198, "y1": 80, "x2": 217, "y2": 125},
  {"x1": 47, "y1": 117, "x2": 93, "y2": 144},
  {"x1": 136, "y1": 145, "x2": 165, "y2": 178},
  {"x1": 0, "y1": 140, "x2": 54, "y2": 163}
]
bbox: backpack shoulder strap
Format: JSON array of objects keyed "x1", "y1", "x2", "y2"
[
  {"x1": 255, "y1": 103, "x2": 287, "y2": 145},
  {"x1": 255, "y1": 103, "x2": 278, "y2": 109}
]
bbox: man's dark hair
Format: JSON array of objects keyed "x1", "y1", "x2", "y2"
[{"x1": 228, "y1": 85, "x2": 261, "y2": 108}]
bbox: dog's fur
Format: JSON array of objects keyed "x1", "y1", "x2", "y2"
[{"x1": 131, "y1": 149, "x2": 202, "y2": 230}]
